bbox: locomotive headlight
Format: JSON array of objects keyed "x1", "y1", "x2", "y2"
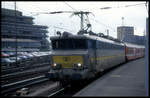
[
  {"x1": 52, "y1": 63, "x2": 62, "y2": 70},
  {"x1": 74, "y1": 63, "x2": 83, "y2": 70},
  {"x1": 53, "y1": 63, "x2": 57, "y2": 67},
  {"x1": 77, "y1": 63, "x2": 82, "y2": 67}
]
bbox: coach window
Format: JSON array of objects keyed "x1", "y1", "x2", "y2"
[
  {"x1": 113, "y1": 44, "x2": 115, "y2": 49},
  {"x1": 112, "y1": 44, "x2": 115, "y2": 49},
  {"x1": 98, "y1": 41, "x2": 101, "y2": 49},
  {"x1": 120, "y1": 45, "x2": 122, "y2": 50},
  {"x1": 97, "y1": 41, "x2": 99, "y2": 49},
  {"x1": 117, "y1": 45, "x2": 119, "y2": 50},
  {"x1": 105, "y1": 42, "x2": 108, "y2": 49},
  {"x1": 121, "y1": 45, "x2": 123, "y2": 50},
  {"x1": 108, "y1": 43, "x2": 111, "y2": 49},
  {"x1": 116, "y1": 45, "x2": 118, "y2": 49},
  {"x1": 102, "y1": 42, "x2": 106, "y2": 49},
  {"x1": 98, "y1": 42, "x2": 101, "y2": 49},
  {"x1": 106, "y1": 43, "x2": 108, "y2": 49},
  {"x1": 109, "y1": 43, "x2": 111, "y2": 49},
  {"x1": 88, "y1": 39, "x2": 96, "y2": 49},
  {"x1": 88, "y1": 40, "x2": 92, "y2": 49},
  {"x1": 107, "y1": 43, "x2": 109, "y2": 49},
  {"x1": 96, "y1": 41, "x2": 98, "y2": 49},
  {"x1": 111, "y1": 44, "x2": 113, "y2": 50},
  {"x1": 118, "y1": 45, "x2": 120, "y2": 50},
  {"x1": 113, "y1": 44, "x2": 115, "y2": 50},
  {"x1": 111, "y1": 44, "x2": 114, "y2": 49},
  {"x1": 102, "y1": 42, "x2": 105, "y2": 49},
  {"x1": 100, "y1": 42, "x2": 102, "y2": 49}
]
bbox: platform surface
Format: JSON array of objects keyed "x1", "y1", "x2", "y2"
[{"x1": 74, "y1": 58, "x2": 146, "y2": 96}]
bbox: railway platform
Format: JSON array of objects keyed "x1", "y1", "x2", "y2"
[{"x1": 74, "y1": 57, "x2": 146, "y2": 96}]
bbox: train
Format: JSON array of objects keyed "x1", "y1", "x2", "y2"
[
  {"x1": 124, "y1": 42, "x2": 145, "y2": 60},
  {"x1": 45, "y1": 31, "x2": 145, "y2": 85}
]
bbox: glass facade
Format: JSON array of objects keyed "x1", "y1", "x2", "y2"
[{"x1": 1, "y1": 8, "x2": 50, "y2": 52}]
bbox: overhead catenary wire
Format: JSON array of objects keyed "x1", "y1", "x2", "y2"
[
  {"x1": 124, "y1": 2, "x2": 146, "y2": 7},
  {"x1": 63, "y1": 2, "x2": 146, "y2": 32},
  {"x1": 53, "y1": 25, "x2": 74, "y2": 32},
  {"x1": 64, "y1": 2, "x2": 78, "y2": 12},
  {"x1": 29, "y1": 2, "x2": 117, "y2": 33},
  {"x1": 28, "y1": 2, "x2": 147, "y2": 35},
  {"x1": 72, "y1": 2, "x2": 147, "y2": 11},
  {"x1": 64, "y1": 2, "x2": 93, "y2": 31},
  {"x1": 100, "y1": 2, "x2": 147, "y2": 9},
  {"x1": 90, "y1": 17, "x2": 116, "y2": 32},
  {"x1": 25, "y1": 2, "x2": 145, "y2": 32},
  {"x1": 63, "y1": 2, "x2": 116, "y2": 33}
]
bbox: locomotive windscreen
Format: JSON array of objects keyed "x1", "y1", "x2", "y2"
[{"x1": 52, "y1": 39, "x2": 87, "y2": 50}]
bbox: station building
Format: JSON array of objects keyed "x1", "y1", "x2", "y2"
[{"x1": 1, "y1": 8, "x2": 50, "y2": 52}]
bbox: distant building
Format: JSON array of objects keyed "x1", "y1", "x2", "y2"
[
  {"x1": 134, "y1": 35, "x2": 145, "y2": 45},
  {"x1": 117, "y1": 26, "x2": 134, "y2": 41},
  {"x1": 1, "y1": 8, "x2": 50, "y2": 52},
  {"x1": 122, "y1": 35, "x2": 145, "y2": 45},
  {"x1": 117, "y1": 26, "x2": 145, "y2": 45}
]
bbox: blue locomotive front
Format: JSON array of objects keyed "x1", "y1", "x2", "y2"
[
  {"x1": 46, "y1": 35, "x2": 94, "y2": 81},
  {"x1": 45, "y1": 33, "x2": 126, "y2": 82}
]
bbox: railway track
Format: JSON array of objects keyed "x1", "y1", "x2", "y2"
[
  {"x1": 1, "y1": 65, "x2": 50, "y2": 80},
  {"x1": 1, "y1": 66, "x2": 50, "y2": 85},
  {"x1": 1, "y1": 63, "x2": 122, "y2": 96},
  {"x1": 1, "y1": 75, "x2": 49, "y2": 95},
  {"x1": 1, "y1": 59, "x2": 125, "y2": 96},
  {"x1": 47, "y1": 82, "x2": 88, "y2": 97},
  {"x1": 1, "y1": 62, "x2": 50, "y2": 74},
  {"x1": 1, "y1": 63, "x2": 50, "y2": 75},
  {"x1": 48, "y1": 87, "x2": 65, "y2": 97},
  {"x1": 1, "y1": 72, "x2": 48, "y2": 85}
]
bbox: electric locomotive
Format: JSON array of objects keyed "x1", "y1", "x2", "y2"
[{"x1": 45, "y1": 31, "x2": 126, "y2": 82}]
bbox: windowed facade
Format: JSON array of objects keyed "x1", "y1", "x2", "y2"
[{"x1": 1, "y1": 8, "x2": 50, "y2": 51}]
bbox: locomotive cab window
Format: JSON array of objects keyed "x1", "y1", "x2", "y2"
[{"x1": 52, "y1": 39, "x2": 87, "y2": 50}]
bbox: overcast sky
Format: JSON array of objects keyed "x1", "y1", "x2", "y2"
[{"x1": 2, "y1": 1, "x2": 148, "y2": 39}]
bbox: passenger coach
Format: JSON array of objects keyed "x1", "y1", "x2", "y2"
[{"x1": 124, "y1": 42, "x2": 145, "y2": 61}]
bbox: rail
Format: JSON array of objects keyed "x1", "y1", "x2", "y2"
[
  {"x1": 1, "y1": 75, "x2": 49, "y2": 95},
  {"x1": 1, "y1": 66, "x2": 50, "y2": 80},
  {"x1": 2, "y1": 63, "x2": 50, "y2": 75},
  {"x1": 47, "y1": 84, "x2": 71, "y2": 97},
  {"x1": 48, "y1": 88, "x2": 65, "y2": 97}
]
